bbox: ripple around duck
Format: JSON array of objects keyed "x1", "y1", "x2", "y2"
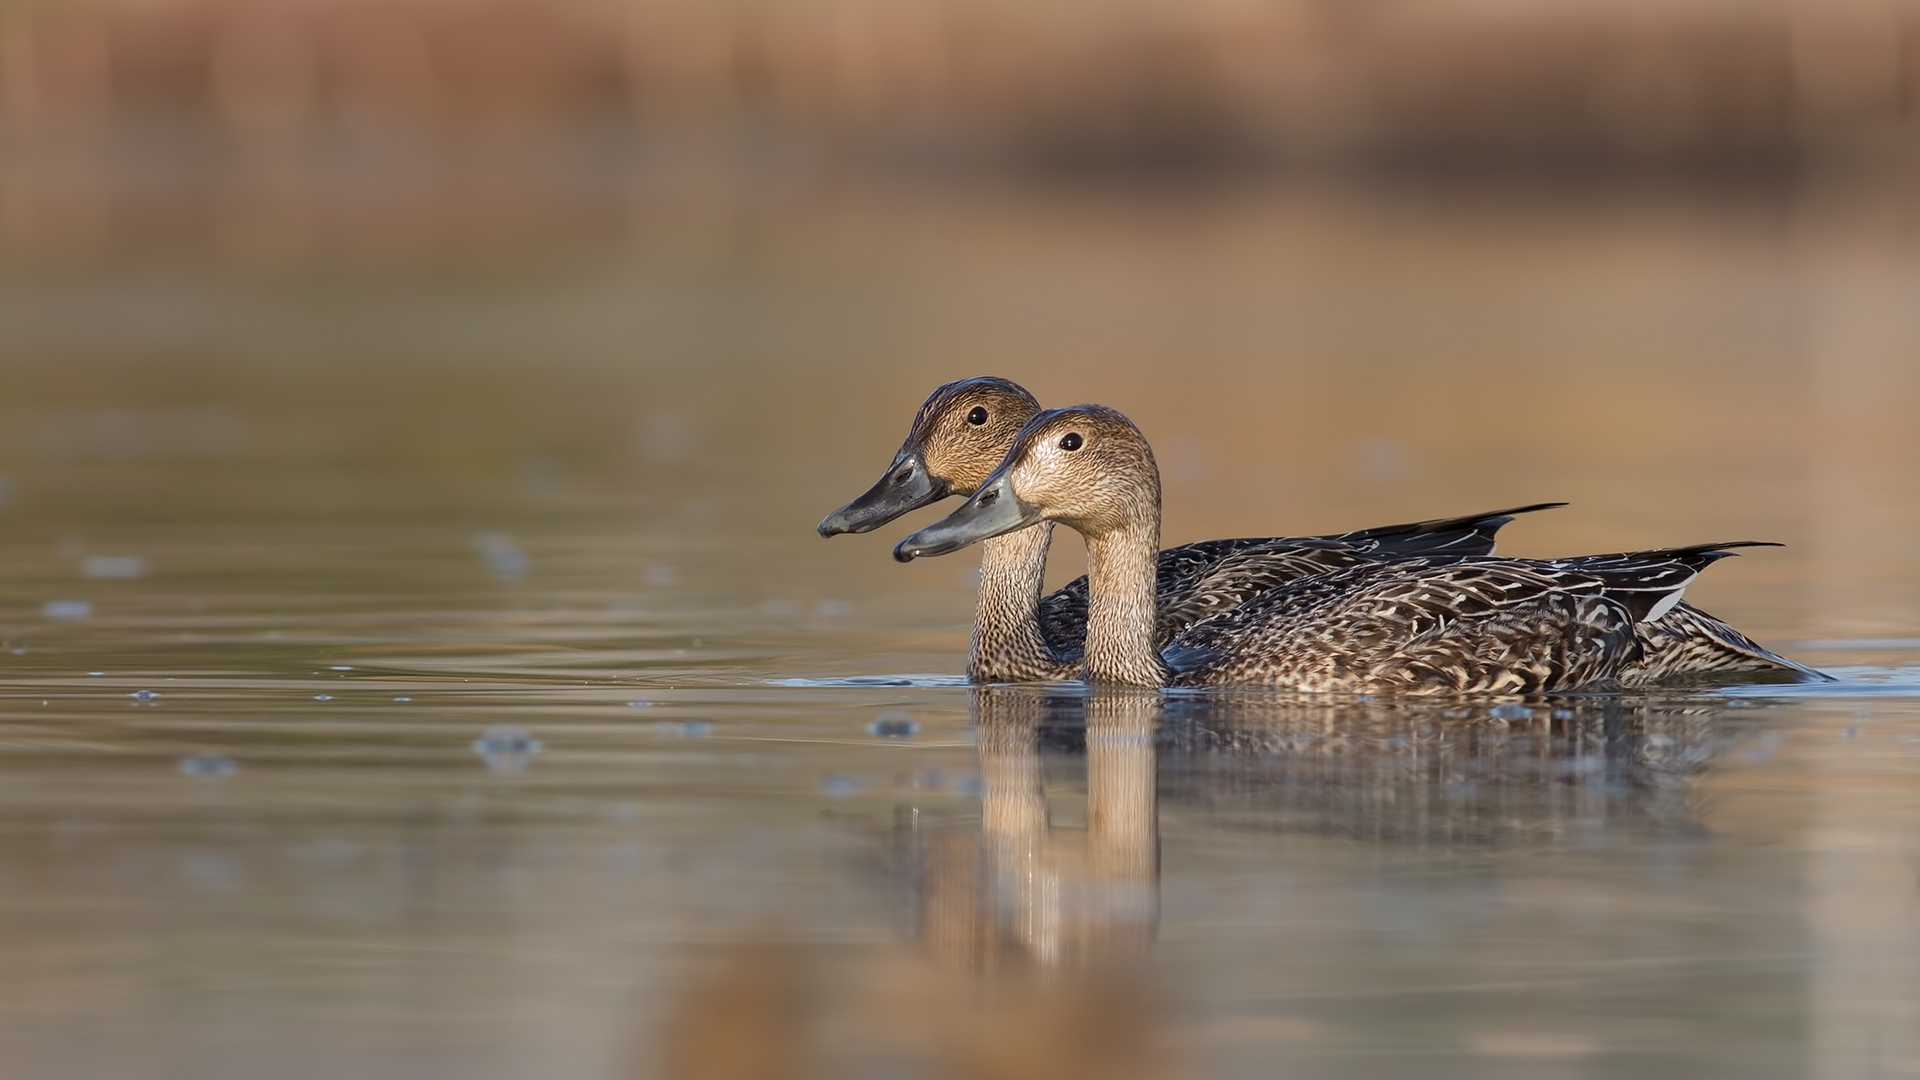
[{"x1": 765, "y1": 674, "x2": 972, "y2": 688}]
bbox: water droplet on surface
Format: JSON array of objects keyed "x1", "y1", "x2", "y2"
[
  {"x1": 819, "y1": 775, "x2": 871, "y2": 797},
  {"x1": 471, "y1": 532, "x2": 530, "y2": 581},
  {"x1": 471, "y1": 725, "x2": 542, "y2": 775},
  {"x1": 129, "y1": 689, "x2": 158, "y2": 701},
  {"x1": 179, "y1": 753, "x2": 235, "y2": 778},
  {"x1": 867, "y1": 711, "x2": 919, "y2": 738},
  {"x1": 313, "y1": 694, "x2": 333, "y2": 701},
  {"x1": 626, "y1": 700, "x2": 654, "y2": 708},
  {"x1": 42, "y1": 600, "x2": 92, "y2": 620},
  {"x1": 82, "y1": 555, "x2": 146, "y2": 580},
  {"x1": 393, "y1": 696, "x2": 412, "y2": 702},
  {"x1": 329, "y1": 665, "x2": 353, "y2": 671}
]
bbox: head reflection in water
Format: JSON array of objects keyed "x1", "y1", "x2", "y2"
[{"x1": 918, "y1": 687, "x2": 1163, "y2": 974}]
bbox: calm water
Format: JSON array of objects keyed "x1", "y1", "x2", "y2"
[{"x1": 2, "y1": 185, "x2": 1919, "y2": 1079}]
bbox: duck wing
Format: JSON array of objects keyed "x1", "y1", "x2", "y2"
[
  {"x1": 1036, "y1": 502, "x2": 1565, "y2": 656},
  {"x1": 1163, "y1": 543, "x2": 1773, "y2": 694}
]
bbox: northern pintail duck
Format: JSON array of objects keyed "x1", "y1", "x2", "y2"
[
  {"x1": 893, "y1": 404, "x2": 1824, "y2": 693},
  {"x1": 819, "y1": 377, "x2": 1561, "y2": 682}
]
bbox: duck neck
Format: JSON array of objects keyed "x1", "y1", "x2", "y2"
[
  {"x1": 1081, "y1": 518, "x2": 1166, "y2": 687},
  {"x1": 968, "y1": 522, "x2": 1060, "y2": 682}
]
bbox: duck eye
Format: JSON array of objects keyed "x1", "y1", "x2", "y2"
[
  {"x1": 966, "y1": 407, "x2": 989, "y2": 425},
  {"x1": 1059, "y1": 433, "x2": 1083, "y2": 451}
]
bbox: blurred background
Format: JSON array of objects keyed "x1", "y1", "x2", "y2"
[
  {"x1": 2, "y1": 0, "x2": 1918, "y2": 634},
  {"x1": 3, "y1": 3, "x2": 1920, "y2": 1077}
]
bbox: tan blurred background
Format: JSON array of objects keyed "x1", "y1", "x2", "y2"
[{"x1": 2, "y1": 0, "x2": 1918, "y2": 638}]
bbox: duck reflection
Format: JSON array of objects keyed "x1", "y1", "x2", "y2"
[
  {"x1": 915, "y1": 686, "x2": 1162, "y2": 975},
  {"x1": 659, "y1": 689, "x2": 1743, "y2": 1078},
  {"x1": 1159, "y1": 693, "x2": 1722, "y2": 845},
  {"x1": 909, "y1": 689, "x2": 1725, "y2": 978}
]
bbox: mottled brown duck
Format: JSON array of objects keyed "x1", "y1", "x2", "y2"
[
  {"x1": 893, "y1": 404, "x2": 1825, "y2": 693},
  {"x1": 818, "y1": 377, "x2": 1559, "y2": 682}
]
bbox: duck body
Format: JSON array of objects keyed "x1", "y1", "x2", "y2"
[
  {"x1": 826, "y1": 379, "x2": 1820, "y2": 689},
  {"x1": 978, "y1": 505, "x2": 1553, "y2": 683},
  {"x1": 817, "y1": 376, "x2": 1564, "y2": 684},
  {"x1": 896, "y1": 403, "x2": 1826, "y2": 694},
  {"x1": 1160, "y1": 545, "x2": 1814, "y2": 693}
]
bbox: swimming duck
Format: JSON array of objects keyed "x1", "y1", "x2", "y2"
[
  {"x1": 894, "y1": 404, "x2": 1824, "y2": 693},
  {"x1": 819, "y1": 377, "x2": 1559, "y2": 682}
]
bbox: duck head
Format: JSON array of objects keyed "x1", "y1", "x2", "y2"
[
  {"x1": 894, "y1": 405, "x2": 1160, "y2": 561},
  {"x1": 816, "y1": 377, "x2": 1041, "y2": 537}
]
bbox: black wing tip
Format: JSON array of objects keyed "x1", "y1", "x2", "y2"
[
  {"x1": 1337, "y1": 501, "x2": 1568, "y2": 545},
  {"x1": 1412, "y1": 501, "x2": 1569, "y2": 535},
  {"x1": 1642, "y1": 540, "x2": 1784, "y2": 564}
]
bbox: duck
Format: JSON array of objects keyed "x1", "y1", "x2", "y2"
[
  {"x1": 818, "y1": 377, "x2": 1561, "y2": 682},
  {"x1": 892, "y1": 404, "x2": 1826, "y2": 693}
]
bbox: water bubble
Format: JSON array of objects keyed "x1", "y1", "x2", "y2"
[
  {"x1": 626, "y1": 700, "x2": 654, "y2": 708},
  {"x1": 179, "y1": 753, "x2": 235, "y2": 778},
  {"x1": 393, "y1": 696, "x2": 412, "y2": 702},
  {"x1": 82, "y1": 555, "x2": 146, "y2": 580},
  {"x1": 42, "y1": 600, "x2": 92, "y2": 620},
  {"x1": 471, "y1": 725, "x2": 542, "y2": 775},
  {"x1": 471, "y1": 532, "x2": 530, "y2": 582},
  {"x1": 129, "y1": 689, "x2": 158, "y2": 701},
  {"x1": 819, "y1": 775, "x2": 871, "y2": 797},
  {"x1": 313, "y1": 694, "x2": 333, "y2": 701},
  {"x1": 329, "y1": 665, "x2": 353, "y2": 671},
  {"x1": 867, "y1": 711, "x2": 919, "y2": 738}
]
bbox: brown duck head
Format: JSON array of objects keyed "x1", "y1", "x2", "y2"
[
  {"x1": 816, "y1": 376, "x2": 1042, "y2": 537},
  {"x1": 894, "y1": 404, "x2": 1161, "y2": 561}
]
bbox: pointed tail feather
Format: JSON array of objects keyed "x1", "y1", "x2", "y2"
[
  {"x1": 1559, "y1": 541, "x2": 1783, "y2": 623},
  {"x1": 1336, "y1": 501, "x2": 1568, "y2": 557}
]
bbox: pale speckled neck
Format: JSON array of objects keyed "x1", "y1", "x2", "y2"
[
  {"x1": 1082, "y1": 521, "x2": 1167, "y2": 687},
  {"x1": 967, "y1": 522, "x2": 1060, "y2": 683}
]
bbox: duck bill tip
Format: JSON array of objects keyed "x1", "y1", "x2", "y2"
[
  {"x1": 816, "y1": 453, "x2": 944, "y2": 538},
  {"x1": 816, "y1": 512, "x2": 860, "y2": 538}
]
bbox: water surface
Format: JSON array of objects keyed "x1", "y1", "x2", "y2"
[{"x1": 2, "y1": 185, "x2": 1919, "y2": 1079}]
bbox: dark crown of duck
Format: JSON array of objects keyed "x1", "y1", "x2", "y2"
[
  {"x1": 895, "y1": 404, "x2": 1160, "y2": 561},
  {"x1": 817, "y1": 376, "x2": 1041, "y2": 537}
]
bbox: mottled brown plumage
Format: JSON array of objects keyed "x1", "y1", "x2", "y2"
[
  {"x1": 897, "y1": 405, "x2": 1823, "y2": 693},
  {"x1": 820, "y1": 377, "x2": 1556, "y2": 682}
]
